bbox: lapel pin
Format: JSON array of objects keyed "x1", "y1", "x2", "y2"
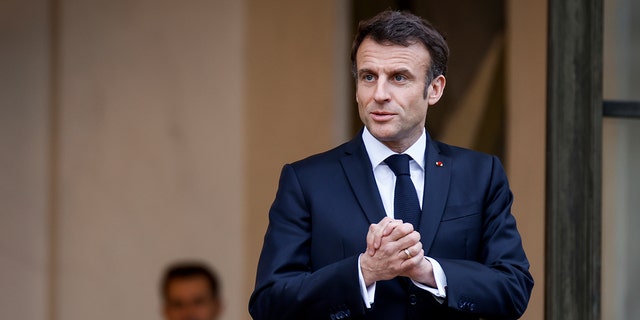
[{"x1": 435, "y1": 161, "x2": 444, "y2": 167}]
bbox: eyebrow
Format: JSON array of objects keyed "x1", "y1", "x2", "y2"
[
  {"x1": 357, "y1": 67, "x2": 414, "y2": 77},
  {"x1": 357, "y1": 68, "x2": 376, "y2": 77},
  {"x1": 391, "y1": 68, "x2": 414, "y2": 77}
]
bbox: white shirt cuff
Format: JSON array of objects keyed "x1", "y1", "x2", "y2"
[
  {"x1": 410, "y1": 257, "x2": 447, "y2": 303},
  {"x1": 357, "y1": 254, "x2": 376, "y2": 308}
]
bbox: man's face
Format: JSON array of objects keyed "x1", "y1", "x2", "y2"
[
  {"x1": 355, "y1": 37, "x2": 445, "y2": 152},
  {"x1": 163, "y1": 276, "x2": 221, "y2": 320}
]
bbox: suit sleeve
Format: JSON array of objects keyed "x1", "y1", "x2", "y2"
[
  {"x1": 249, "y1": 164, "x2": 367, "y2": 320},
  {"x1": 435, "y1": 156, "x2": 534, "y2": 319}
]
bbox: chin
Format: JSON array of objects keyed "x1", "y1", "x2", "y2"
[{"x1": 368, "y1": 127, "x2": 397, "y2": 142}]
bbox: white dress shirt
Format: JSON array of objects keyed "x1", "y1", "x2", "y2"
[{"x1": 358, "y1": 127, "x2": 448, "y2": 308}]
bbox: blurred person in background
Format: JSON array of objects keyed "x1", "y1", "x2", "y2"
[{"x1": 161, "y1": 261, "x2": 223, "y2": 320}]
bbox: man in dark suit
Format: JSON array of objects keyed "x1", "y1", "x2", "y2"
[{"x1": 249, "y1": 10, "x2": 533, "y2": 320}]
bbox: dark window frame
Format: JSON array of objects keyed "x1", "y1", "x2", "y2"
[{"x1": 603, "y1": 100, "x2": 640, "y2": 118}]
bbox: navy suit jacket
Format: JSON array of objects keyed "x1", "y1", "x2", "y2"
[{"x1": 249, "y1": 131, "x2": 533, "y2": 320}]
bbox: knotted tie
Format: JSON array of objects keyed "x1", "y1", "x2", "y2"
[{"x1": 384, "y1": 154, "x2": 421, "y2": 229}]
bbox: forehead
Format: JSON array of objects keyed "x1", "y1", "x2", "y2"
[
  {"x1": 356, "y1": 37, "x2": 430, "y2": 72},
  {"x1": 166, "y1": 276, "x2": 211, "y2": 298}
]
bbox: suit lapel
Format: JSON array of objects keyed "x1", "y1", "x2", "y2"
[
  {"x1": 340, "y1": 134, "x2": 387, "y2": 225},
  {"x1": 420, "y1": 136, "x2": 451, "y2": 253}
]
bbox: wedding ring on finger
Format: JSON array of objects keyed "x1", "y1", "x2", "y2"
[{"x1": 403, "y1": 248, "x2": 412, "y2": 259}]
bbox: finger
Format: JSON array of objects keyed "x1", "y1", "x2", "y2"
[
  {"x1": 366, "y1": 218, "x2": 394, "y2": 255},
  {"x1": 377, "y1": 227, "x2": 418, "y2": 257},
  {"x1": 374, "y1": 219, "x2": 401, "y2": 250},
  {"x1": 393, "y1": 231, "x2": 421, "y2": 253},
  {"x1": 381, "y1": 218, "x2": 402, "y2": 237},
  {"x1": 395, "y1": 234, "x2": 422, "y2": 260},
  {"x1": 399, "y1": 247, "x2": 414, "y2": 260},
  {"x1": 400, "y1": 249, "x2": 426, "y2": 272},
  {"x1": 385, "y1": 223, "x2": 415, "y2": 242},
  {"x1": 366, "y1": 224, "x2": 376, "y2": 255},
  {"x1": 409, "y1": 241, "x2": 423, "y2": 258}
]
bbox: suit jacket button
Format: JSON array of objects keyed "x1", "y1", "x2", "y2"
[{"x1": 409, "y1": 294, "x2": 418, "y2": 306}]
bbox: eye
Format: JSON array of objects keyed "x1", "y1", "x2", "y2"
[
  {"x1": 393, "y1": 74, "x2": 407, "y2": 82},
  {"x1": 362, "y1": 74, "x2": 375, "y2": 82}
]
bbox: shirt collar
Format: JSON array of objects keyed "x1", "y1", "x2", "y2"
[{"x1": 362, "y1": 127, "x2": 426, "y2": 170}]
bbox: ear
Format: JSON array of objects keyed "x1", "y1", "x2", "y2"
[{"x1": 427, "y1": 75, "x2": 446, "y2": 105}]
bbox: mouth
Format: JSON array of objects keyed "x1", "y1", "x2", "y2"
[{"x1": 370, "y1": 111, "x2": 396, "y2": 122}]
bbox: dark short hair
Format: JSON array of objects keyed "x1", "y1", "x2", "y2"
[
  {"x1": 161, "y1": 261, "x2": 220, "y2": 301},
  {"x1": 350, "y1": 10, "x2": 449, "y2": 92}
]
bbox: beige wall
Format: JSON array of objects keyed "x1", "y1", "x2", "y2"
[
  {"x1": 505, "y1": 1, "x2": 547, "y2": 319},
  {"x1": 243, "y1": 0, "x2": 350, "y2": 298},
  {"x1": 0, "y1": 0, "x2": 51, "y2": 319},
  {"x1": 1, "y1": 0, "x2": 347, "y2": 319},
  {"x1": 0, "y1": 0, "x2": 249, "y2": 319},
  {"x1": 54, "y1": 1, "x2": 247, "y2": 319}
]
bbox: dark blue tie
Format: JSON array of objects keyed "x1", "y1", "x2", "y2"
[{"x1": 384, "y1": 154, "x2": 421, "y2": 229}]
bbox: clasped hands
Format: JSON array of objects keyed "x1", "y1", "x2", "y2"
[{"x1": 360, "y1": 217, "x2": 436, "y2": 288}]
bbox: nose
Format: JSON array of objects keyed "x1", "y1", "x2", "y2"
[{"x1": 373, "y1": 79, "x2": 390, "y2": 102}]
